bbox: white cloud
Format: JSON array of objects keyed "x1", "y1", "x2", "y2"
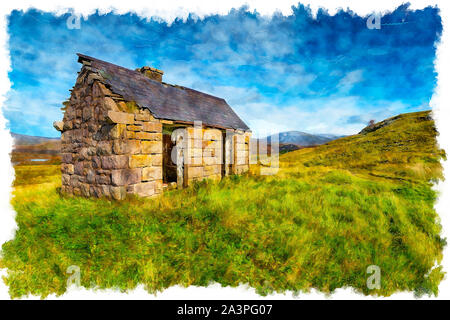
[
  {"x1": 162, "y1": 61, "x2": 409, "y2": 137},
  {"x1": 232, "y1": 96, "x2": 415, "y2": 137},
  {"x1": 337, "y1": 69, "x2": 364, "y2": 94},
  {"x1": 4, "y1": 89, "x2": 64, "y2": 137}
]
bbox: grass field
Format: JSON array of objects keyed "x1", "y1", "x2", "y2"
[{"x1": 0, "y1": 110, "x2": 446, "y2": 298}]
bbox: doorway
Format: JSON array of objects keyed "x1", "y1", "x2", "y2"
[{"x1": 162, "y1": 126, "x2": 177, "y2": 184}]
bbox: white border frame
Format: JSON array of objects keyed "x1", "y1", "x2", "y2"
[{"x1": 0, "y1": 0, "x2": 449, "y2": 300}]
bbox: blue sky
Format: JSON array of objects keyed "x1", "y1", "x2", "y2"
[{"x1": 4, "y1": 3, "x2": 442, "y2": 137}]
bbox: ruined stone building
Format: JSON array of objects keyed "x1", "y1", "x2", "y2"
[{"x1": 53, "y1": 54, "x2": 251, "y2": 200}]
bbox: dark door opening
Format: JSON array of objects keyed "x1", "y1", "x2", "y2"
[{"x1": 162, "y1": 127, "x2": 177, "y2": 184}]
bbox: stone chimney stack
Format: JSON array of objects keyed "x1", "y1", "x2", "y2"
[{"x1": 136, "y1": 66, "x2": 164, "y2": 82}]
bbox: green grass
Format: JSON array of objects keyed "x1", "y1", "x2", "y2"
[{"x1": 0, "y1": 110, "x2": 446, "y2": 298}]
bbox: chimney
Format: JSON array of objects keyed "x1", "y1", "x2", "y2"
[{"x1": 136, "y1": 66, "x2": 164, "y2": 82}]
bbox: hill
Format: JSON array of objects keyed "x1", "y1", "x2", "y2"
[
  {"x1": 1, "y1": 110, "x2": 445, "y2": 298},
  {"x1": 11, "y1": 132, "x2": 61, "y2": 166},
  {"x1": 264, "y1": 131, "x2": 343, "y2": 147},
  {"x1": 11, "y1": 132, "x2": 59, "y2": 145},
  {"x1": 257, "y1": 131, "x2": 343, "y2": 155},
  {"x1": 282, "y1": 110, "x2": 444, "y2": 183}
]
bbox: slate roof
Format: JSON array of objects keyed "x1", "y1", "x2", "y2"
[{"x1": 77, "y1": 53, "x2": 250, "y2": 131}]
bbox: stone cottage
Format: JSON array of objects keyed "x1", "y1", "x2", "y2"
[{"x1": 53, "y1": 54, "x2": 251, "y2": 200}]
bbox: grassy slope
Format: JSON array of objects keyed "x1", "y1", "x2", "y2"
[{"x1": 0, "y1": 111, "x2": 446, "y2": 298}]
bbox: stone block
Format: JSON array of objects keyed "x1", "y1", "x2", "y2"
[
  {"x1": 186, "y1": 127, "x2": 204, "y2": 137},
  {"x1": 127, "y1": 182, "x2": 155, "y2": 197},
  {"x1": 142, "y1": 167, "x2": 162, "y2": 181},
  {"x1": 187, "y1": 139, "x2": 203, "y2": 149},
  {"x1": 96, "y1": 140, "x2": 112, "y2": 155},
  {"x1": 135, "y1": 113, "x2": 150, "y2": 121},
  {"x1": 61, "y1": 153, "x2": 73, "y2": 163},
  {"x1": 80, "y1": 183, "x2": 90, "y2": 197},
  {"x1": 142, "y1": 122, "x2": 162, "y2": 132},
  {"x1": 187, "y1": 166, "x2": 203, "y2": 178},
  {"x1": 61, "y1": 185, "x2": 73, "y2": 195},
  {"x1": 103, "y1": 97, "x2": 120, "y2": 112},
  {"x1": 53, "y1": 121, "x2": 64, "y2": 132},
  {"x1": 96, "y1": 174, "x2": 111, "y2": 185},
  {"x1": 101, "y1": 155, "x2": 129, "y2": 169},
  {"x1": 88, "y1": 122, "x2": 98, "y2": 133},
  {"x1": 113, "y1": 140, "x2": 141, "y2": 155},
  {"x1": 64, "y1": 108, "x2": 76, "y2": 121},
  {"x1": 187, "y1": 148, "x2": 203, "y2": 158},
  {"x1": 73, "y1": 187, "x2": 81, "y2": 196},
  {"x1": 234, "y1": 134, "x2": 245, "y2": 144},
  {"x1": 106, "y1": 111, "x2": 135, "y2": 124},
  {"x1": 141, "y1": 141, "x2": 162, "y2": 154},
  {"x1": 91, "y1": 156, "x2": 101, "y2": 169},
  {"x1": 126, "y1": 131, "x2": 136, "y2": 139},
  {"x1": 93, "y1": 82, "x2": 112, "y2": 98},
  {"x1": 99, "y1": 185, "x2": 111, "y2": 198},
  {"x1": 127, "y1": 124, "x2": 142, "y2": 131},
  {"x1": 110, "y1": 186, "x2": 126, "y2": 200},
  {"x1": 235, "y1": 156, "x2": 248, "y2": 165},
  {"x1": 203, "y1": 156, "x2": 220, "y2": 166},
  {"x1": 62, "y1": 174, "x2": 71, "y2": 185},
  {"x1": 89, "y1": 186, "x2": 100, "y2": 198},
  {"x1": 111, "y1": 168, "x2": 142, "y2": 186},
  {"x1": 203, "y1": 165, "x2": 221, "y2": 176},
  {"x1": 71, "y1": 129, "x2": 83, "y2": 143},
  {"x1": 70, "y1": 175, "x2": 81, "y2": 188},
  {"x1": 86, "y1": 169, "x2": 96, "y2": 184},
  {"x1": 87, "y1": 147, "x2": 97, "y2": 156},
  {"x1": 61, "y1": 163, "x2": 75, "y2": 174},
  {"x1": 78, "y1": 148, "x2": 90, "y2": 161},
  {"x1": 203, "y1": 147, "x2": 221, "y2": 158},
  {"x1": 63, "y1": 120, "x2": 73, "y2": 131},
  {"x1": 117, "y1": 101, "x2": 128, "y2": 112},
  {"x1": 73, "y1": 119, "x2": 82, "y2": 129},
  {"x1": 135, "y1": 132, "x2": 161, "y2": 141},
  {"x1": 61, "y1": 132, "x2": 69, "y2": 143},
  {"x1": 82, "y1": 107, "x2": 93, "y2": 121},
  {"x1": 129, "y1": 154, "x2": 153, "y2": 168}
]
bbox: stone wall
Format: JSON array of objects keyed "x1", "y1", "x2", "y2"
[
  {"x1": 184, "y1": 127, "x2": 223, "y2": 185},
  {"x1": 59, "y1": 66, "x2": 163, "y2": 200},
  {"x1": 232, "y1": 131, "x2": 251, "y2": 175},
  {"x1": 182, "y1": 127, "x2": 250, "y2": 186}
]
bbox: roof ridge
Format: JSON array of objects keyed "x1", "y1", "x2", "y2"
[{"x1": 77, "y1": 53, "x2": 134, "y2": 73}]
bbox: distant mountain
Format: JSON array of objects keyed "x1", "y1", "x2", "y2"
[
  {"x1": 11, "y1": 133, "x2": 61, "y2": 165},
  {"x1": 265, "y1": 131, "x2": 344, "y2": 147},
  {"x1": 316, "y1": 133, "x2": 345, "y2": 140},
  {"x1": 11, "y1": 132, "x2": 59, "y2": 146}
]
